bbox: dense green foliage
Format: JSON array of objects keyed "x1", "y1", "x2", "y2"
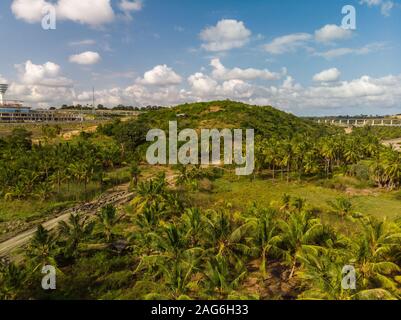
[
  {"x1": 2, "y1": 101, "x2": 401, "y2": 300},
  {"x1": 0, "y1": 128, "x2": 124, "y2": 201},
  {"x1": 353, "y1": 126, "x2": 401, "y2": 140},
  {"x1": 255, "y1": 127, "x2": 401, "y2": 189},
  {"x1": 138, "y1": 100, "x2": 336, "y2": 138},
  {"x1": 1, "y1": 175, "x2": 401, "y2": 300}
]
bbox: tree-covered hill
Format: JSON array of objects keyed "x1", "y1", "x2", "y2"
[{"x1": 138, "y1": 100, "x2": 335, "y2": 139}]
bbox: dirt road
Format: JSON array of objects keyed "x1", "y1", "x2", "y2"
[
  {"x1": 0, "y1": 170, "x2": 177, "y2": 259},
  {"x1": 0, "y1": 185, "x2": 134, "y2": 258}
]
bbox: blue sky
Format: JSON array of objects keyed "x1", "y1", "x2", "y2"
[{"x1": 0, "y1": 0, "x2": 400, "y2": 115}]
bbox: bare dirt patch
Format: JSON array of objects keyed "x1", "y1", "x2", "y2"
[
  {"x1": 62, "y1": 125, "x2": 98, "y2": 140},
  {"x1": 345, "y1": 187, "x2": 378, "y2": 196}
]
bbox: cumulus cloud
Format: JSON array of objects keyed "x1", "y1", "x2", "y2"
[
  {"x1": 21, "y1": 70, "x2": 401, "y2": 114},
  {"x1": 187, "y1": 73, "x2": 218, "y2": 95},
  {"x1": 313, "y1": 68, "x2": 341, "y2": 82},
  {"x1": 69, "y1": 51, "x2": 101, "y2": 65},
  {"x1": 5, "y1": 58, "x2": 401, "y2": 115},
  {"x1": 11, "y1": 0, "x2": 48, "y2": 23},
  {"x1": 6, "y1": 60, "x2": 75, "y2": 107},
  {"x1": 210, "y1": 58, "x2": 286, "y2": 81},
  {"x1": 11, "y1": 0, "x2": 115, "y2": 27},
  {"x1": 264, "y1": 33, "x2": 312, "y2": 55},
  {"x1": 15, "y1": 60, "x2": 73, "y2": 87},
  {"x1": 200, "y1": 19, "x2": 252, "y2": 52},
  {"x1": 57, "y1": 0, "x2": 114, "y2": 26},
  {"x1": 315, "y1": 24, "x2": 353, "y2": 43},
  {"x1": 137, "y1": 65, "x2": 182, "y2": 86}
]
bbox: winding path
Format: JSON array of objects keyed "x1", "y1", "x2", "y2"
[
  {"x1": 0, "y1": 170, "x2": 178, "y2": 259},
  {"x1": 0, "y1": 186, "x2": 134, "y2": 258}
]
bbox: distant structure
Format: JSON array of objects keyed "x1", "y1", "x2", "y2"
[
  {"x1": 0, "y1": 83, "x2": 82, "y2": 123},
  {"x1": 314, "y1": 118, "x2": 401, "y2": 127},
  {"x1": 0, "y1": 84, "x2": 8, "y2": 105}
]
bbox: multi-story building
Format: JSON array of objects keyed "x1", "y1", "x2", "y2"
[{"x1": 0, "y1": 84, "x2": 82, "y2": 123}]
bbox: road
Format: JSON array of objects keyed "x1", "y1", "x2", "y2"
[
  {"x1": 0, "y1": 170, "x2": 177, "y2": 259},
  {"x1": 0, "y1": 186, "x2": 134, "y2": 258}
]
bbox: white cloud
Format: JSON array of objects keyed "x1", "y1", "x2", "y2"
[
  {"x1": 69, "y1": 51, "x2": 101, "y2": 65},
  {"x1": 210, "y1": 58, "x2": 285, "y2": 81},
  {"x1": 313, "y1": 68, "x2": 341, "y2": 82},
  {"x1": 315, "y1": 24, "x2": 353, "y2": 43},
  {"x1": 200, "y1": 19, "x2": 251, "y2": 52},
  {"x1": 119, "y1": 0, "x2": 143, "y2": 19},
  {"x1": 57, "y1": 0, "x2": 114, "y2": 27},
  {"x1": 360, "y1": 0, "x2": 395, "y2": 16},
  {"x1": 188, "y1": 72, "x2": 218, "y2": 95},
  {"x1": 9, "y1": 83, "x2": 75, "y2": 106},
  {"x1": 11, "y1": 0, "x2": 47, "y2": 23},
  {"x1": 11, "y1": 0, "x2": 115, "y2": 27},
  {"x1": 187, "y1": 72, "x2": 254, "y2": 99},
  {"x1": 314, "y1": 42, "x2": 386, "y2": 59},
  {"x1": 4, "y1": 57, "x2": 401, "y2": 114},
  {"x1": 15, "y1": 60, "x2": 73, "y2": 87},
  {"x1": 137, "y1": 65, "x2": 182, "y2": 86},
  {"x1": 307, "y1": 76, "x2": 385, "y2": 99},
  {"x1": 19, "y1": 71, "x2": 401, "y2": 113},
  {"x1": 6, "y1": 61, "x2": 75, "y2": 107},
  {"x1": 264, "y1": 33, "x2": 312, "y2": 55}
]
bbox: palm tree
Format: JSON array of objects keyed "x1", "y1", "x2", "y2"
[
  {"x1": 319, "y1": 137, "x2": 339, "y2": 178},
  {"x1": 58, "y1": 214, "x2": 94, "y2": 257},
  {"x1": 204, "y1": 209, "x2": 254, "y2": 268},
  {"x1": 131, "y1": 175, "x2": 167, "y2": 214},
  {"x1": 275, "y1": 210, "x2": 324, "y2": 279},
  {"x1": 27, "y1": 225, "x2": 58, "y2": 270},
  {"x1": 298, "y1": 250, "x2": 398, "y2": 300},
  {"x1": 248, "y1": 207, "x2": 279, "y2": 278},
  {"x1": 292, "y1": 197, "x2": 306, "y2": 214},
  {"x1": 204, "y1": 255, "x2": 247, "y2": 298},
  {"x1": 328, "y1": 197, "x2": 355, "y2": 220},
  {"x1": 96, "y1": 204, "x2": 119, "y2": 243},
  {"x1": 183, "y1": 208, "x2": 204, "y2": 246},
  {"x1": 34, "y1": 181, "x2": 53, "y2": 201},
  {"x1": 280, "y1": 194, "x2": 291, "y2": 213},
  {"x1": 353, "y1": 218, "x2": 401, "y2": 294},
  {"x1": 130, "y1": 161, "x2": 141, "y2": 188},
  {"x1": 298, "y1": 251, "x2": 354, "y2": 300},
  {"x1": 280, "y1": 142, "x2": 294, "y2": 183},
  {"x1": 0, "y1": 261, "x2": 27, "y2": 300}
]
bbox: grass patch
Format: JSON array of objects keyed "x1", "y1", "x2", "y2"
[{"x1": 190, "y1": 174, "x2": 401, "y2": 222}]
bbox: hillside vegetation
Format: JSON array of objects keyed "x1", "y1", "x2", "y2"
[
  {"x1": 2, "y1": 101, "x2": 401, "y2": 301},
  {"x1": 137, "y1": 100, "x2": 335, "y2": 138}
]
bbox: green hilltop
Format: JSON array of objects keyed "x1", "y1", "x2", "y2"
[{"x1": 138, "y1": 100, "x2": 332, "y2": 139}]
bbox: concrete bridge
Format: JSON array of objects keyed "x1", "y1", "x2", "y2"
[{"x1": 315, "y1": 119, "x2": 401, "y2": 127}]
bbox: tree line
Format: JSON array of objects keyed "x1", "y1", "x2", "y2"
[{"x1": 1, "y1": 174, "x2": 400, "y2": 300}]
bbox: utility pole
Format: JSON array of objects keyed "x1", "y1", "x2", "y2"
[{"x1": 92, "y1": 87, "x2": 95, "y2": 115}]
